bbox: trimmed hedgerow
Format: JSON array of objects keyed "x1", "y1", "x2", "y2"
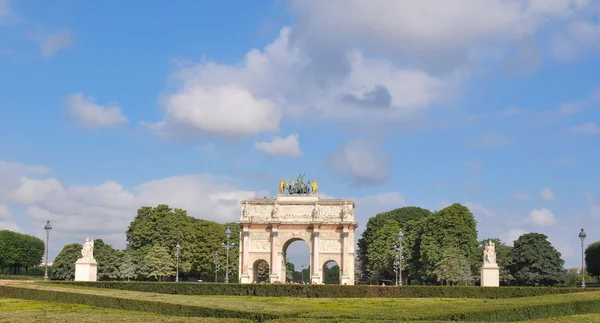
[
  {"x1": 49, "y1": 281, "x2": 596, "y2": 299},
  {"x1": 0, "y1": 285, "x2": 279, "y2": 321},
  {"x1": 423, "y1": 298, "x2": 600, "y2": 322}
]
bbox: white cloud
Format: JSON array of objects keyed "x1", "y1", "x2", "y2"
[
  {"x1": 254, "y1": 134, "x2": 302, "y2": 158},
  {"x1": 585, "y1": 191, "x2": 595, "y2": 203},
  {"x1": 327, "y1": 139, "x2": 391, "y2": 185},
  {"x1": 475, "y1": 133, "x2": 510, "y2": 147},
  {"x1": 511, "y1": 191, "x2": 531, "y2": 202},
  {"x1": 553, "y1": 18, "x2": 600, "y2": 60},
  {"x1": 0, "y1": 160, "x2": 269, "y2": 260},
  {"x1": 0, "y1": 0, "x2": 22, "y2": 25},
  {"x1": 539, "y1": 187, "x2": 556, "y2": 201},
  {"x1": 568, "y1": 122, "x2": 600, "y2": 135},
  {"x1": 528, "y1": 208, "x2": 557, "y2": 227},
  {"x1": 503, "y1": 228, "x2": 529, "y2": 246},
  {"x1": 465, "y1": 202, "x2": 495, "y2": 218},
  {"x1": 64, "y1": 93, "x2": 128, "y2": 130},
  {"x1": 30, "y1": 30, "x2": 75, "y2": 58}
]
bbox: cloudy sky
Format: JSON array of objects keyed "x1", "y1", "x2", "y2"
[{"x1": 1, "y1": 0, "x2": 599, "y2": 269}]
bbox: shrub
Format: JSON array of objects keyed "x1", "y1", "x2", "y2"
[
  {"x1": 49, "y1": 281, "x2": 597, "y2": 299},
  {"x1": 0, "y1": 285, "x2": 279, "y2": 321}
]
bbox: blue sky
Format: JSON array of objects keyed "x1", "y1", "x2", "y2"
[{"x1": 0, "y1": 0, "x2": 599, "y2": 269}]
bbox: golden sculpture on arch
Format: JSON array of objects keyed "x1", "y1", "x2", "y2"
[
  {"x1": 279, "y1": 179, "x2": 285, "y2": 195},
  {"x1": 311, "y1": 180, "x2": 318, "y2": 195}
]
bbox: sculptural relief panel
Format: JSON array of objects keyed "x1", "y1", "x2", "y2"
[
  {"x1": 250, "y1": 232, "x2": 271, "y2": 240},
  {"x1": 319, "y1": 231, "x2": 341, "y2": 240},
  {"x1": 319, "y1": 239, "x2": 341, "y2": 252},
  {"x1": 248, "y1": 204, "x2": 273, "y2": 218},
  {"x1": 249, "y1": 239, "x2": 271, "y2": 252}
]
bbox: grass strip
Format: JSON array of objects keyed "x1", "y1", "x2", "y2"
[{"x1": 0, "y1": 285, "x2": 280, "y2": 322}]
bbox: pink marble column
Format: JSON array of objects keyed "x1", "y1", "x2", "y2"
[
  {"x1": 312, "y1": 230, "x2": 320, "y2": 282},
  {"x1": 242, "y1": 229, "x2": 249, "y2": 274},
  {"x1": 270, "y1": 229, "x2": 278, "y2": 281}
]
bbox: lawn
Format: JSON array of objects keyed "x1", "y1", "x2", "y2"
[
  {"x1": 2, "y1": 281, "x2": 600, "y2": 322},
  {"x1": 0, "y1": 298, "x2": 252, "y2": 322}
]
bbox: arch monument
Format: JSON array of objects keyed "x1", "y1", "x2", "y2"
[{"x1": 238, "y1": 174, "x2": 358, "y2": 285}]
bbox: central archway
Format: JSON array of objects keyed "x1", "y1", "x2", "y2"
[
  {"x1": 238, "y1": 192, "x2": 357, "y2": 285},
  {"x1": 282, "y1": 238, "x2": 311, "y2": 283}
]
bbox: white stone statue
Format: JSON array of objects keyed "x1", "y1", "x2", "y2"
[
  {"x1": 483, "y1": 241, "x2": 496, "y2": 265},
  {"x1": 81, "y1": 237, "x2": 94, "y2": 259},
  {"x1": 313, "y1": 203, "x2": 322, "y2": 219},
  {"x1": 242, "y1": 203, "x2": 248, "y2": 218},
  {"x1": 76, "y1": 237, "x2": 98, "y2": 281},
  {"x1": 272, "y1": 204, "x2": 280, "y2": 218},
  {"x1": 342, "y1": 204, "x2": 352, "y2": 219}
]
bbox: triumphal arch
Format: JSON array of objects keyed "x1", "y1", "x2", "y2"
[{"x1": 238, "y1": 174, "x2": 357, "y2": 285}]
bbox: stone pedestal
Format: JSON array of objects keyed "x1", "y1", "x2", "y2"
[
  {"x1": 75, "y1": 257, "x2": 98, "y2": 281},
  {"x1": 480, "y1": 264, "x2": 499, "y2": 287}
]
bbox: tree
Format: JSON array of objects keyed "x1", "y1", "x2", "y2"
[
  {"x1": 510, "y1": 233, "x2": 565, "y2": 286},
  {"x1": 144, "y1": 245, "x2": 175, "y2": 281},
  {"x1": 358, "y1": 206, "x2": 431, "y2": 283},
  {"x1": 434, "y1": 248, "x2": 472, "y2": 285},
  {"x1": 585, "y1": 241, "x2": 600, "y2": 283},
  {"x1": 419, "y1": 203, "x2": 478, "y2": 284},
  {"x1": 479, "y1": 238, "x2": 514, "y2": 285},
  {"x1": 365, "y1": 219, "x2": 402, "y2": 283},
  {"x1": 324, "y1": 264, "x2": 340, "y2": 284},
  {"x1": 51, "y1": 243, "x2": 82, "y2": 280},
  {"x1": 119, "y1": 254, "x2": 137, "y2": 281},
  {"x1": 94, "y1": 239, "x2": 122, "y2": 281},
  {"x1": 0, "y1": 230, "x2": 45, "y2": 274},
  {"x1": 286, "y1": 261, "x2": 295, "y2": 282}
]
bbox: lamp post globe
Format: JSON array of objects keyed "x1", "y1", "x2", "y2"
[
  {"x1": 579, "y1": 228, "x2": 587, "y2": 288},
  {"x1": 43, "y1": 221, "x2": 52, "y2": 281}
]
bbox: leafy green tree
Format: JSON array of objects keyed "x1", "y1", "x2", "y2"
[
  {"x1": 144, "y1": 245, "x2": 175, "y2": 281},
  {"x1": 510, "y1": 233, "x2": 566, "y2": 286},
  {"x1": 365, "y1": 219, "x2": 401, "y2": 283},
  {"x1": 94, "y1": 239, "x2": 122, "y2": 281},
  {"x1": 119, "y1": 254, "x2": 137, "y2": 281},
  {"x1": 286, "y1": 261, "x2": 295, "y2": 282},
  {"x1": 358, "y1": 207, "x2": 432, "y2": 281},
  {"x1": 51, "y1": 243, "x2": 82, "y2": 280},
  {"x1": 585, "y1": 241, "x2": 600, "y2": 283},
  {"x1": 419, "y1": 203, "x2": 478, "y2": 284},
  {"x1": 434, "y1": 248, "x2": 472, "y2": 285},
  {"x1": 324, "y1": 264, "x2": 340, "y2": 284},
  {"x1": 564, "y1": 268, "x2": 595, "y2": 286},
  {"x1": 256, "y1": 260, "x2": 269, "y2": 283},
  {"x1": 479, "y1": 238, "x2": 514, "y2": 285},
  {"x1": 0, "y1": 230, "x2": 45, "y2": 274}
]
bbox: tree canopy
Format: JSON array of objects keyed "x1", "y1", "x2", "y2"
[
  {"x1": 510, "y1": 233, "x2": 565, "y2": 286},
  {"x1": 51, "y1": 243, "x2": 82, "y2": 280},
  {"x1": 0, "y1": 230, "x2": 45, "y2": 275},
  {"x1": 585, "y1": 241, "x2": 600, "y2": 283},
  {"x1": 358, "y1": 206, "x2": 431, "y2": 283}
]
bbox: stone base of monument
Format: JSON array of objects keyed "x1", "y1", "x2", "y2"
[
  {"x1": 480, "y1": 264, "x2": 500, "y2": 287},
  {"x1": 75, "y1": 257, "x2": 98, "y2": 281},
  {"x1": 240, "y1": 274, "x2": 251, "y2": 284},
  {"x1": 341, "y1": 274, "x2": 351, "y2": 285}
]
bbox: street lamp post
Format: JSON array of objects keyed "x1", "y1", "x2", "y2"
[
  {"x1": 214, "y1": 252, "x2": 220, "y2": 282},
  {"x1": 222, "y1": 227, "x2": 236, "y2": 284},
  {"x1": 579, "y1": 228, "x2": 587, "y2": 288},
  {"x1": 301, "y1": 264, "x2": 305, "y2": 283},
  {"x1": 175, "y1": 243, "x2": 181, "y2": 282},
  {"x1": 394, "y1": 231, "x2": 404, "y2": 286},
  {"x1": 43, "y1": 221, "x2": 52, "y2": 281},
  {"x1": 393, "y1": 254, "x2": 400, "y2": 286}
]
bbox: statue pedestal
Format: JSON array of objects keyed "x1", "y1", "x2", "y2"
[
  {"x1": 75, "y1": 257, "x2": 98, "y2": 281},
  {"x1": 480, "y1": 264, "x2": 499, "y2": 287}
]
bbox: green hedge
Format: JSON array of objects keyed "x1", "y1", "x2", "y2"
[
  {"x1": 0, "y1": 285, "x2": 279, "y2": 322},
  {"x1": 423, "y1": 298, "x2": 600, "y2": 321},
  {"x1": 50, "y1": 281, "x2": 595, "y2": 299}
]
